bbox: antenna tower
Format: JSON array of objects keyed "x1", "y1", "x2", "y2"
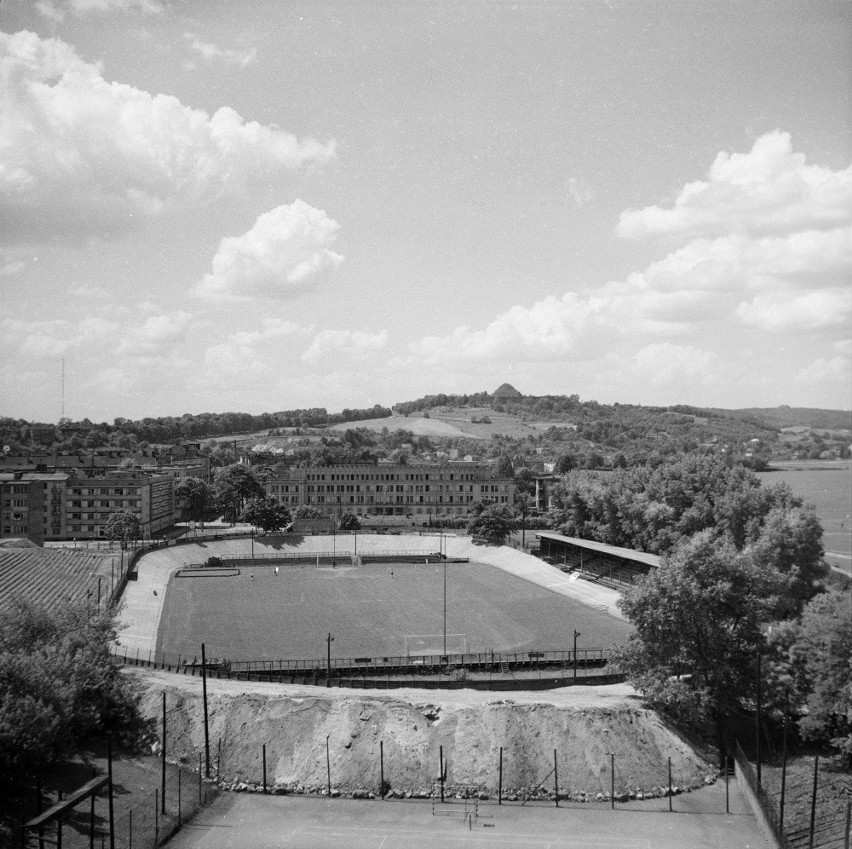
[{"x1": 61, "y1": 358, "x2": 65, "y2": 420}]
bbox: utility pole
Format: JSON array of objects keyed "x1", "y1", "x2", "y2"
[{"x1": 573, "y1": 630, "x2": 581, "y2": 682}]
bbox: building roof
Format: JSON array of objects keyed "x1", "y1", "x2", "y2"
[{"x1": 535, "y1": 531, "x2": 661, "y2": 569}]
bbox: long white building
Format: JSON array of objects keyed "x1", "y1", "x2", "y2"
[{"x1": 266, "y1": 461, "x2": 514, "y2": 518}]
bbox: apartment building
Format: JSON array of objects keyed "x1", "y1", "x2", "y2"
[
  {"x1": 266, "y1": 461, "x2": 514, "y2": 518},
  {"x1": 0, "y1": 474, "x2": 46, "y2": 544},
  {"x1": 64, "y1": 471, "x2": 175, "y2": 540}
]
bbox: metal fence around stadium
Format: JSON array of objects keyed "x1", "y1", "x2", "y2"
[{"x1": 113, "y1": 644, "x2": 623, "y2": 691}]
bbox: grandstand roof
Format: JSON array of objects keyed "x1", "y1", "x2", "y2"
[
  {"x1": 0, "y1": 548, "x2": 115, "y2": 614},
  {"x1": 535, "y1": 532, "x2": 661, "y2": 569}
]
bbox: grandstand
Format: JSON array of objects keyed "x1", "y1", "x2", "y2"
[{"x1": 0, "y1": 542, "x2": 120, "y2": 614}]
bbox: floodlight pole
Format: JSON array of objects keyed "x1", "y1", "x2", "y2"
[{"x1": 443, "y1": 553, "x2": 447, "y2": 658}]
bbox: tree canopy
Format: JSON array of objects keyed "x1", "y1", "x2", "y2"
[
  {"x1": 213, "y1": 464, "x2": 264, "y2": 522},
  {"x1": 338, "y1": 512, "x2": 361, "y2": 531},
  {"x1": 0, "y1": 599, "x2": 151, "y2": 784},
  {"x1": 239, "y1": 496, "x2": 291, "y2": 533},
  {"x1": 467, "y1": 504, "x2": 514, "y2": 544},
  {"x1": 549, "y1": 455, "x2": 826, "y2": 615},
  {"x1": 174, "y1": 476, "x2": 213, "y2": 521},
  {"x1": 616, "y1": 530, "x2": 786, "y2": 734},
  {"x1": 104, "y1": 511, "x2": 141, "y2": 548}
]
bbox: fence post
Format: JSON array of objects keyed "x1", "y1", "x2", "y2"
[
  {"x1": 809, "y1": 755, "x2": 819, "y2": 849},
  {"x1": 553, "y1": 749, "x2": 558, "y2": 808},
  {"x1": 201, "y1": 643, "x2": 211, "y2": 778},
  {"x1": 262, "y1": 745, "x2": 267, "y2": 794},
  {"x1": 326, "y1": 736, "x2": 332, "y2": 796},
  {"x1": 154, "y1": 790, "x2": 158, "y2": 845},
  {"x1": 843, "y1": 798, "x2": 850, "y2": 849},
  {"x1": 217, "y1": 738, "x2": 222, "y2": 784},
  {"x1": 668, "y1": 757, "x2": 673, "y2": 812},
  {"x1": 440, "y1": 745, "x2": 445, "y2": 803},
  {"x1": 610, "y1": 753, "x2": 615, "y2": 810},
  {"x1": 780, "y1": 709, "x2": 789, "y2": 832},
  {"x1": 161, "y1": 692, "x2": 167, "y2": 815},
  {"x1": 498, "y1": 747, "x2": 503, "y2": 805},
  {"x1": 379, "y1": 741, "x2": 384, "y2": 799},
  {"x1": 127, "y1": 809, "x2": 131, "y2": 849},
  {"x1": 89, "y1": 776, "x2": 95, "y2": 849},
  {"x1": 178, "y1": 769, "x2": 182, "y2": 827},
  {"x1": 107, "y1": 736, "x2": 115, "y2": 849},
  {"x1": 725, "y1": 753, "x2": 729, "y2": 814},
  {"x1": 198, "y1": 753, "x2": 202, "y2": 805}
]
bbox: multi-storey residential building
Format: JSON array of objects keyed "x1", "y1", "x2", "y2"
[
  {"x1": 266, "y1": 461, "x2": 514, "y2": 518},
  {"x1": 64, "y1": 471, "x2": 175, "y2": 540},
  {"x1": 0, "y1": 474, "x2": 46, "y2": 544}
]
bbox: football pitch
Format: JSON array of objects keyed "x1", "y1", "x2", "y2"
[{"x1": 156, "y1": 560, "x2": 632, "y2": 662}]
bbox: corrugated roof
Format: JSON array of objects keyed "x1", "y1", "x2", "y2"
[{"x1": 535, "y1": 531, "x2": 661, "y2": 569}]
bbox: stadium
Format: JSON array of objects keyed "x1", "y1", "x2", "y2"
[{"x1": 119, "y1": 531, "x2": 630, "y2": 682}]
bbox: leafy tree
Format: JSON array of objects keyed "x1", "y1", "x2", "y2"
[
  {"x1": 793, "y1": 591, "x2": 852, "y2": 759},
  {"x1": 616, "y1": 530, "x2": 785, "y2": 747},
  {"x1": 0, "y1": 599, "x2": 151, "y2": 785},
  {"x1": 213, "y1": 464, "x2": 264, "y2": 522},
  {"x1": 338, "y1": 512, "x2": 361, "y2": 531},
  {"x1": 104, "y1": 511, "x2": 140, "y2": 548},
  {"x1": 496, "y1": 454, "x2": 514, "y2": 478},
  {"x1": 293, "y1": 505, "x2": 323, "y2": 521},
  {"x1": 239, "y1": 496, "x2": 291, "y2": 533},
  {"x1": 554, "y1": 453, "x2": 576, "y2": 474},
  {"x1": 467, "y1": 504, "x2": 514, "y2": 545},
  {"x1": 175, "y1": 476, "x2": 213, "y2": 521}
]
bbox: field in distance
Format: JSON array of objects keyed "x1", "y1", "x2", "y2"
[{"x1": 156, "y1": 560, "x2": 631, "y2": 662}]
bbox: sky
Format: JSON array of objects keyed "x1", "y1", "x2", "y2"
[{"x1": 1, "y1": 0, "x2": 850, "y2": 423}]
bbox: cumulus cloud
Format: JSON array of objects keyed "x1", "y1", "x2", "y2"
[
  {"x1": 408, "y1": 132, "x2": 851, "y2": 407},
  {"x1": 0, "y1": 30, "x2": 334, "y2": 241},
  {"x1": 618, "y1": 131, "x2": 852, "y2": 240},
  {"x1": 193, "y1": 201, "x2": 343, "y2": 302},
  {"x1": 184, "y1": 33, "x2": 256, "y2": 68},
  {"x1": 301, "y1": 329, "x2": 388, "y2": 364},
  {"x1": 0, "y1": 310, "x2": 193, "y2": 360},
  {"x1": 37, "y1": 0, "x2": 163, "y2": 19}
]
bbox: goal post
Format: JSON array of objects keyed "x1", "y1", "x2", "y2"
[{"x1": 404, "y1": 634, "x2": 468, "y2": 657}]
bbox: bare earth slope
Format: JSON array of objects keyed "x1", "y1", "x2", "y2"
[{"x1": 137, "y1": 670, "x2": 715, "y2": 800}]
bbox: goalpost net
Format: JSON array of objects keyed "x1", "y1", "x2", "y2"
[{"x1": 404, "y1": 634, "x2": 468, "y2": 658}]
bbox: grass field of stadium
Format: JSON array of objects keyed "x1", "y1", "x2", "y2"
[{"x1": 155, "y1": 559, "x2": 632, "y2": 662}]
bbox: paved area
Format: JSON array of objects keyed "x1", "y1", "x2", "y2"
[{"x1": 166, "y1": 782, "x2": 772, "y2": 849}]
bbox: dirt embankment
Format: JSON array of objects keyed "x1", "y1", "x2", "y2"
[{"x1": 136, "y1": 670, "x2": 715, "y2": 801}]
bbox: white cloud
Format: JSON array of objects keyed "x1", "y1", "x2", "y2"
[
  {"x1": 618, "y1": 131, "x2": 852, "y2": 240},
  {"x1": 117, "y1": 311, "x2": 192, "y2": 355},
  {"x1": 408, "y1": 132, "x2": 852, "y2": 398},
  {"x1": 301, "y1": 329, "x2": 388, "y2": 364},
  {"x1": 1, "y1": 310, "x2": 193, "y2": 360},
  {"x1": 793, "y1": 355, "x2": 852, "y2": 392},
  {"x1": 183, "y1": 33, "x2": 256, "y2": 68},
  {"x1": 37, "y1": 0, "x2": 162, "y2": 20},
  {"x1": 0, "y1": 30, "x2": 334, "y2": 241},
  {"x1": 566, "y1": 176, "x2": 593, "y2": 208},
  {"x1": 193, "y1": 201, "x2": 343, "y2": 302},
  {"x1": 736, "y1": 287, "x2": 851, "y2": 333},
  {"x1": 0, "y1": 254, "x2": 25, "y2": 276}
]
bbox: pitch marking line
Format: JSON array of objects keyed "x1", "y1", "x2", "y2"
[{"x1": 291, "y1": 826, "x2": 648, "y2": 848}]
